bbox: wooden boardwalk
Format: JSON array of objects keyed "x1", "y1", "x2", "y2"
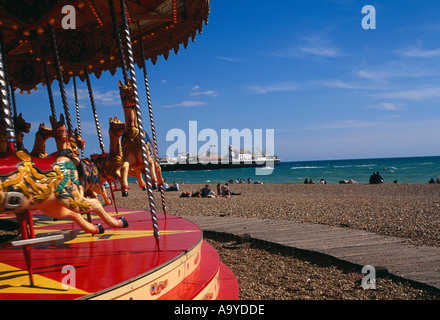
[{"x1": 182, "y1": 215, "x2": 440, "y2": 290}]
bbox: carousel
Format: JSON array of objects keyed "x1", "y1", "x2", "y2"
[{"x1": 0, "y1": 0, "x2": 238, "y2": 300}]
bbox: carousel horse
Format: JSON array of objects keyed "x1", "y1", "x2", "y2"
[
  {"x1": 91, "y1": 116, "x2": 125, "y2": 186},
  {"x1": 30, "y1": 123, "x2": 54, "y2": 159},
  {"x1": 0, "y1": 114, "x2": 128, "y2": 235},
  {"x1": 0, "y1": 114, "x2": 32, "y2": 156},
  {"x1": 14, "y1": 113, "x2": 31, "y2": 153},
  {"x1": 49, "y1": 115, "x2": 112, "y2": 207},
  {"x1": 118, "y1": 79, "x2": 163, "y2": 196}
]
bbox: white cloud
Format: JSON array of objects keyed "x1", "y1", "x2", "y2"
[
  {"x1": 215, "y1": 56, "x2": 241, "y2": 62},
  {"x1": 190, "y1": 90, "x2": 219, "y2": 97},
  {"x1": 369, "y1": 102, "x2": 403, "y2": 111},
  {"x1": 373, "y1": 87, "x2": 440, "y2": 101},
  {"x1": 248, "y1": 82, "x2": 300, "y2": 94},
  {"x1": 354, "y1": 64, "x2": 434, "y2": 81},
  {"x1": 299, "y1": 45, "x2": 341, "y2": 58},
  {"x1": 298, "y1": 35, "x2": 343, "y2": 58},
  {"x1": 305, "y1": 120, "x2": 380, "y2": 131},
  {"x1": 266, "y1": 34, "x2": 344, "y2": 59},
  {"x1": 80, "y1": 121, "x2": 109, "y2": 137},
  {"x1": 398, "y1": 43, "x2": 440, "y2": 58},
  {"x1": 314, "y1": 80, "x2": 377, "y2": 90},
  {"x1": 162, "y1": 101, "x2": 207, "y2": 108},
  {"x1": 67, "y1": 87, "x2": 120, "y2": 106}
]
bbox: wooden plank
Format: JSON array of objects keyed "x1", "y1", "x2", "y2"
[
  {"x1": 182, "y1": 216, "x2": 440, "y2": 289},
  {"x1": 202, "y1": 220, "x2": 284, "y2": 233},
  {"x1": 323, "y1": 242, "x2": 412, "y2": 257},
  {"x1": 281, "y1": 234, "x2": 401, "y2": 249},
  {"x1": 250, "y1": 230, "x2": 371, "y2": 248}
]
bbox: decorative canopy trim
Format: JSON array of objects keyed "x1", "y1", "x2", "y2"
[{"x1": 0, "y1": 0, "x2": 210, "y2": 91}]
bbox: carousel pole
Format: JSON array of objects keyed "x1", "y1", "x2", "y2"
[
  {"x1": 138, "y1": 27, "x2": 168, "y2": 217},
  {"x1": 9, "y1": 84, "x2": 17, "y2": 118},
  {"x1": 108, "y1": 0, "x2": 129, "y2": 84},
  {"x1": 0, "y1": 29, "x2": 35, "y2": 287},
  {"x1": 84, "y1": 71, "x2": 105, "y2": 153},
  {"x1": 48, "y1": 23, "x2": 73, "y2": 133},
  {"x1": 0, "y1": 30, "x2": 15, "y2": 152},
  {"x1": 42, "y1": 61, "x2": 57, "y2": 119},
  {"x1": 83, "y1": 70, "x2": 119, "y2": 214},
  {"x1": 117, "y1": 0, "x2": 160, "y2": 246},
  {"x1": 73, "y1": 76, "x2": 85, "y2": 159}
]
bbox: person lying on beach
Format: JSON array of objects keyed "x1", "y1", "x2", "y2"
[{"x1": 180, "y1": 188, "x2": 203, "y2": 197}]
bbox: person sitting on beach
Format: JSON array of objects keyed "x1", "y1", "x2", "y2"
[
  {"x1": 166, "y1": 181, "x2": 179, "y2": 191},
  {"x1": 221, "y1": 185, "x2": 231, "y2": 198},
  {"x1": 369, "y1": 171, "x2": 384, "y2": 184},
  {"x1": 309, "y1": 179, "x2": 315, "y2": 184},
  {"x1": 217, "y1": 183, "x2": 222, "y2": 195},
  {"x1": 201, "y1": 185, "x2": 212, "y2": 197},
  {"x1": 162, "y1": 180, "x2": 169, "y2": 191},
  {"x1": 222, "y1": 183, "x2": 241, "y2": 196},
  {"x1": 304, "y1": 178, "x2": 309, "y2": 184}
]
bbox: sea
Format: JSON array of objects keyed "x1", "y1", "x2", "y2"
[{"x1": 153, "y1": 156, "x2": 440, "y2": 185}]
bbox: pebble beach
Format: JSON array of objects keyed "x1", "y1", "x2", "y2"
[
  {"x1": 113, "y1": 182, "x2": 440, "y2": 299},
  {"x1": 116, "y1": 183, "x2": 440, "y2": 247}
]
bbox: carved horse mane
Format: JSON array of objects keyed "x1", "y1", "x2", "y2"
[
  {"x1": 0, "y1": 113, "x2": 128, "y2": 235},
  {"x1": 49, "y1": 114, "x2": 112, "y2": 206}
]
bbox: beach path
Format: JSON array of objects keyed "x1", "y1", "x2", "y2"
[{"x1": 182, "y1": 215, "x2": 440, "y2": 290}]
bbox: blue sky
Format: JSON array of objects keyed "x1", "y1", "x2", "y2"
[{"x1": 15, "y1": 0, "x2": 440, "y2": 161}]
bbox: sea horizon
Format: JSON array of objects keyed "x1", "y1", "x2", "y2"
[{"x1": 146, "y1": 155, "x2": 440, "y2": 185}]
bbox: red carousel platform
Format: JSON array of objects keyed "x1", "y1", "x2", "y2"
[{"x1": 0, "y1": 208, "x2": 239, "y2": 300}]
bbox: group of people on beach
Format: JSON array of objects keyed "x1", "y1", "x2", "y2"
[
  {"x1": 304, "y1": 178, "x2": 327, "y2": 184},
  {"x1": 227, "y1": 178, "x2": 264, "y2": 185},
  {"x1": 180, "y1": 183, "x2": 241, "y2": 198},
  {"x1": 369, "y1": 171, "x2": 384, "y2": 184},
  {"x1": 161, "y1": 180, "x2": 180, "y2": 191},
  {"x1": 428, "y1": 174, "x2": 440, "y2": 184}
]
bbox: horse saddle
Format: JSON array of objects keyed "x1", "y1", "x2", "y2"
[{"x1": 0, "y1": 151, "x2": 58, "y2": 175}]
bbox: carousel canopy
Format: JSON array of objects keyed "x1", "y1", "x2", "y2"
[{"x1": 0, "y1": 0, "x2": 210, "y2": 91}]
